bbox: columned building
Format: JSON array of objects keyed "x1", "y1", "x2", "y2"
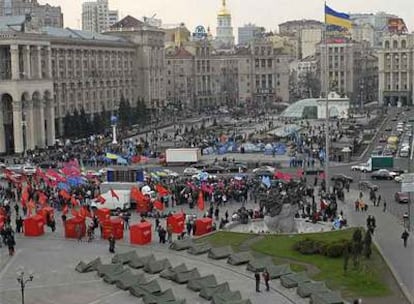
[
  {"x1": 0, "y1": 15, "x2": 165, "y2": 154},
  {"x1": 378, "y1": 34, "x2": 414, "y2": 106}
]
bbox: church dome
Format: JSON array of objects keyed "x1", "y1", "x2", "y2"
[{"x1": 218, "y1": 0, "x2": 230, "y2": 16}]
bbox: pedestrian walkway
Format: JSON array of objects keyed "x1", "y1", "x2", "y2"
[{"x1": 340, "y1": 190, "x2": 414, "y2": 304}]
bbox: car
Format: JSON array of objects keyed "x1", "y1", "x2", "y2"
[
  {"x1": 203, "y1": 165, "x2": 226, "y2": 174},
  {"x1": 226, "y1": 163, "x2": 248, "y2": 173},
  {"x1": 252, "y1": 166, "x2": 275, "y2": 174},
  {"x1": 22, "y1": 165, "x2": 37, "y2": 175},
  {"x1": 331, "y1": 174, "x2": 353, "y2": 183},
  {"x1": 351, "y1": 163, "x2": 369, "y2": 172},
  {"x1": 385, "y1": 127, "x2": 393, "y2": 131},
  {"x1": 358, "y1": 180, "x2": 379, "y2": 191},
  {"x1": 371, "y1": 169, "x2": 397, "y2": 180},
  {"x1": 391, "y1": 168, "x2": 405, "y2": 175},
  {"x1": 183, "y1": 167, "x2": 201, "y2": 176},
  {"x1": 394, "y1": 175, "x2": 403, "y2": 183},
  {"x1": 395, "y1": 192, "x2": 409, "y2": 203}
]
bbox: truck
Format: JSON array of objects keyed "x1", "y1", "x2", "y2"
[
  {"x1": 351, "y1": 156, "x2": 394, "y2": 173},
  {"x1": 165, "y1": 148, "x2": 201, "y2": 165},
  {"x1": 91, "y1": 190, "x2": 131, "y2": 211}
]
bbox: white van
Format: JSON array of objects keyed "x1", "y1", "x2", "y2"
[
  {"x1": 91, "y1": 190, "x2": 131, "y2": 211},
  {"x1": 400, "y1": 147, "x2": 410, "y2": 158}
]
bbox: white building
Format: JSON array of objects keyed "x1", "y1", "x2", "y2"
[
  {"x1": 215, "y1": 0, "x2": 234, "y2": 49},
  {"x1": 238, "y1": 23, "x2": 262, "y2": 45},
  {"x1": 300, "y1": 28, "x2": 322, "y2": 59},
  {"x1": 82, "y1": 0, "x2": 117, "y2": 33}
]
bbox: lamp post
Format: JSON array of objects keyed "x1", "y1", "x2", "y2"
[{"x1": 17, "y1": 271, "x2": 33, "y2": 304}]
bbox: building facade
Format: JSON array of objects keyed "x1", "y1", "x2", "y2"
[
  {"x1": 0, "y1": 15, "x2": 165, "y2": 154},
  {"x1": 301, "y1": 28, "x2": 322, "y2": 59},
  {"x1": 279, "y1": 20, "x2": 324, "y2": 36},
  {"x1": 378, "y1": 34, "x2": 414, "y2": 106},
  {"x1": 82, "y1": 0, "x2": 117, "y2": 33},
  {"x1": 317, "y1": 39, "x2": 378, "y2": 105},
  {"x1": 238, "y1": 23, "x2": 262, "y2": 45},
  {"x1": 215, "y1": 0, "x2": 234, "y2": 49},
  {"x1": 0, "y1": 0, "x2": 63, "y2": 28}
]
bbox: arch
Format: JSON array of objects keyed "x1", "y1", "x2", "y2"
[
  {"x1": 401, "y1": 39, "x2": 407, "y2": 48},
  {"x1": 393, "y1": 40, "x2": 398, "y2": 48},
  {"x1": 384, "y1": 40, "x2": 390, "y2": 49},
  {"x1": 21, "y1": 92, "x2": 30, "y2": 102},
  {"x1": 1, "y1": 93, "x2": 14, "y2": 153}
]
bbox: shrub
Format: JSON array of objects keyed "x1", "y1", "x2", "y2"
[
  {"x1": 325, "y1": 242, "x2": 346, "y2": 258},
  {"x1": 293, "y1": 239, "x2": 326, "y2": 255},
  {"x1": 293, "y1": 238, "x2": 349, "y2": 258}
]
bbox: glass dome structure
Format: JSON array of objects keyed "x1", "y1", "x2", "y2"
[{"x1": 281, "y1": 98, "x2": 319, "y2": 119}]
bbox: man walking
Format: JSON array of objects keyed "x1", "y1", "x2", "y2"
[
  {"x1": 262, "y1": 268, "x2": 270, "y2": 291},
  {"x1": 254, "y1": 271, "x2": 260, "y2": 292},
  {"x1": 401, "y1": 230, "x2": 409, "y2": 248}
]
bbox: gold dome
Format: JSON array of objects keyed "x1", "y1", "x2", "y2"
[{"x1": 218, "y1": 0, "x2": 230, "y2": 16}]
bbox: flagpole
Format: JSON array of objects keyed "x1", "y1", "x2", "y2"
[{"x1": 324, "y1": 1, "x2": 330, "y2": 193}]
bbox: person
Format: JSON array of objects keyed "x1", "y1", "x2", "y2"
[
  {"x1": 75, "y1": 224, "x2": 82, "y2": 242},
  {"x1": 108, "y1": 234, "x2": 116, "y2": 253},
  {"x1": 262, "y1": 268, "x2": 270, "y2": 291},
  {"x1": 401, "y1": 230, "x2": 409, "y2": 248},
  {"x1": 383, "y1": 200, "x2": 387, "y2": 212},
  {"x1": 254, "y1": 271, "x2": 260, "y2": 292},
  {"x1": 15, "y1": 216, "x2": 23, "y2": 233},
  {"x1": 6, "y1": 234, "x2": 15, "y2": 256},
  {"x1": 167, "y1": 224, "x2": 173, "y2": 243}
]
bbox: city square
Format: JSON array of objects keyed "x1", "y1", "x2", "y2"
[{"x1": 0, "y1": 0, "x2": 414, "y2": 304}]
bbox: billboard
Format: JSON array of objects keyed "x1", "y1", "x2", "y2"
[{"x1": 388, "y1": 18, "x2": 408, "y2": 34}]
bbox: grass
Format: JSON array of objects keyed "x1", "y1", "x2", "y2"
[
  {"x1": 199, "y1": 231, "x2": 254, "y2": 250},
  {"x1": 200, "y1": 229, "x2": 390, "y2": 299}
]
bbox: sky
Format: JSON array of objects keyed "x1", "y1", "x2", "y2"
[{"x1": 39, "y1": 0, "x2": 412, "y2": 34}]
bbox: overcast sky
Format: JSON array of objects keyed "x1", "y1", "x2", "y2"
[{"x1": 39, "y1": 0, "x2": 411, "y2": 33}]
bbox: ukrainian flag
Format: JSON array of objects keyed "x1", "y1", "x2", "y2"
[{"x1": 325, "y1": 5, "x2": 352, "y2": 30}]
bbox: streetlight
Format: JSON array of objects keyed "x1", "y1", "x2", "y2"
[{"x1": 17, "y1": 271, "x2": 34, "y2": 304}]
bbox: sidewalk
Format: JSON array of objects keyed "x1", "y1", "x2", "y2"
[{"x1": 340, "y1": 190, "x2": 414, "y2": 304}]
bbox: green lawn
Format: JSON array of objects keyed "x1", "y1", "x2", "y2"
[
  {"x1": 199, "y1": 231, "x2": 254, "y2": 250},
  {"x1": 200, "y1": 230, "x2": 390, "y2": 299}
]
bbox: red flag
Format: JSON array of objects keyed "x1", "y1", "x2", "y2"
[
  {"x1": 80, "y1": 206, "x2": 91, "y2": 218},
  {"x1": 130, "y1": 186, "x2": 145, "y2": 203},
  {"x1": 59, "y1": 189, "x2": 71, "y2": 200},
  {"x1": 27, "y1": 200, "x2": 36, "y2": 216},
  {"x1": 71, "y1": 196, "x2": 79, "y2": 207},
  {"x1": 62, "y1": 205, "x2": 69, "y2": 215},
  {"x1": 154, "y1": 200, "x2": 164, "y2": 211},
  {"x1": 155, "y1": 184, "x2": 170, "y2": 196},
  {"x1": 96, "y1": 195, "x2": 106, "y2": 204},
  {"x1": 38, "y1": 192, "x2": 48, "y2": 206},
  {"x1": 110, "y1": 189, "x2": 119, "y2": 201},
  {"x1": 197, "y1": 191, "x2": 205, "y2": 211},
  {"x1": 21, "y1": 187, "x2": 29, "y2": 207},
  {"x1": 71, "y1": 209, "x2": 79, "y2": 217}
]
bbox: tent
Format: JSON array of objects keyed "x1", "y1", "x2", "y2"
[
  {"x1": 96, "y1": 263, "x2": 123, "y2": 277},
  {"x1": 143, "y1": 258, "x2": 172, "y2": 274},
  {"x1": 166, "y1": 213, "x2": 185, "y2": 232},
  {"x1": 103, "y1": 268, "x2": 130, "y2": 284},
  {"x1": 112, "y1": 250, "x2": 138, "y2": 264},
  {"x1": 297, "y1": 281, "x2": 329, "y2": 298},
  {"x1": 186, "y1": 274, "x2": 217, "y2": 292},
  {"x1": 246, "y1": 257, "x2": 274, "y2": 272},
  {"x1": 142, "y1": 288, "x2": 176, "y2": 304},
  {"x1": 37, "y1": 207, "x2": 54, "y2": 225},
  {"x1": 24, "y1": 215, "x2": 44, "y2": 237},
  {"x1": 208, "y1": 246, "x2": 233, "y2": 260},
  {"x1": 75, "y1": 257, "x2": 102, "y2": 273},
  {"x1": 280, "y1": 272, "x2": 311, "y2": 288},
  {"x1": 199, "y1": 282, "x2": 230, "y2": 300},
  {"x1": 116, "y1": 272, "x2": 146, "y2": 290},
  {"x1": 309, "y1": 290, "x2": 345, "y2": 304},
  {"x1": 171, "y1": 268, "x2": 200, "y2": 284},
  {"x1": 101, "y1": 217, "x2": 124, "y2": 240},
  {"x1": 128, "y1": 254, "x2": 155, "y2": 269},
  {"x1": 130, "y1": 222, "x2": 152, "y2": 245},
  {"x1": 227, "y1": 252, "x2": 253, "y2": 266},
  {"x1": 94, "y1": 208, "x2": 110, "y2": 223},
  {"x1": 65, "y1": 217, "x2": 86, "y2": 239},
  {"x1": 211, "y1": 291, "x2": 242, "y2": 304},
  {"x1": 266, "y1": 264, "x2": 292, "y2": 279},
  {"x1": 169, "y1": 238, "x2": 193, "y2": 251},
  {"x1": 187, "y1": 242, "x2": 211, "y2": 255},
  {"x1": 160, "y1": 263, "x2": 188, "y2": 280},
  {"x1": 194, "y1": 218, "x2": 213, "y2": 236},
  {"x1": 129, "y1": 279, "x2": 162, "y2": 297}
]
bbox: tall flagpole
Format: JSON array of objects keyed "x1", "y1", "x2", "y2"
[{"x1": 324, "y1": 1, "x2": 330, "y2": 193}]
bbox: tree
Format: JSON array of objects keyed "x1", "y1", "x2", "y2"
[
  {"x1": 118, "y1": 95, "x2": 132, "y2": 128},
  {"x1": 63, "y1": 112, "x2": 72, "y2": 138},
  {"x1": 363, "y1": 230, "x2": 372, "y2": 259},
  {"x1": 79, "y1": 107, "x2": 91, "y2": 137}
]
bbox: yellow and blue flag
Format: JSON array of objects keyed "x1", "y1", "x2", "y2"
[{"x1": 325, "y1": 5, "x2": 352, "y2": 30}]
